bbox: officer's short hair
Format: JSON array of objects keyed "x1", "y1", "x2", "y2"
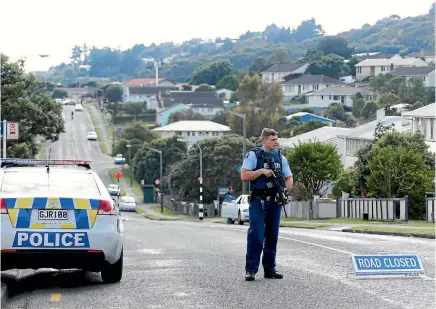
[{"x1": 261, "y1": 128, "x2": 278, "y2": 140}]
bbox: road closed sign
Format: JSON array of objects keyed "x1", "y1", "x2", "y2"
[{"x1": 6, "y1": 122, "x2": 19, "y2": 140}]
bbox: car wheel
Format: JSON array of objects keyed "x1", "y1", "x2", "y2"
[
  {"x1": 238, "y1": 211, "x2": 244, "y2": 225},
  {"x1": 101, "y1": 249, "x2": 123, "y2": 283}
]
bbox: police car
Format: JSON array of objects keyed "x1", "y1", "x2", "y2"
[{"x1": 0, "y1": 159, "x2": 124, "y2": 283}]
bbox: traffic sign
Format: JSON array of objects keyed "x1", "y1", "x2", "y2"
[
  {"x1": 115, "y1": 172, "x2": 122, "y2": 180},
  {"x1": 6, "y1": 122, "x2": 19, "y2": 140},
  {"x1": 351, "y1": 254, "x2": 425, "y2": 279}
]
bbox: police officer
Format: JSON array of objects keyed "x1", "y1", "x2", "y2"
[{"x1": 241, "y1": 128, "x2": 293, "y2": 281}]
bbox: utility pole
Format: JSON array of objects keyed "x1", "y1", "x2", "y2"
[{"x1": 227, "y1": 110, "x2": 247, "y2": 194}]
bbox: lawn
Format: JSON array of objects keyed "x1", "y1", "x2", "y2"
[
  {"x1": 150, "y1": 205, "x2": 189, "y2": 217},
  {"x1": 294, "y1": 218, "x2": 435, "y2": 227},
  {"x1": 121, "y1": 167, "x2": 144, "y2": 197},
  {"x1": 346, "y1": 226, "x2": 435, "y2": 236},
  {"x1": 280, "y1": 222, "x2": 333, "y2": 229}
]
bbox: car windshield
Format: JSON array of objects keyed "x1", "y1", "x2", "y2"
[
  {"x1": 121, "y1": 196, "x2": 135, "y2": 203},
  {"x1": 89, "y1": 132, "x2": 96, "y2": 135},
  {"x1": 1, "y1": 168, "x2": 101, "y2": 196}
]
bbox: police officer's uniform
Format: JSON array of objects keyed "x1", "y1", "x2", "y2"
[{"x1": 242, "y1": 146, "x2": 292, "y2": 281}]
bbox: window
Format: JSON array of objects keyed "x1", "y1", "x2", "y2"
[
  {"x1": 313, "y1": 84, "x2": 319, "y2": 90},
  {"x1": 381, "y1": 66, "x2": 386, "y2": 72},
  {"x1": 321, "y1": 96, "x2": 324, "y2": 100},
  {"x1": 357, "y1": 67, "x2": 362, "y2": 73}
]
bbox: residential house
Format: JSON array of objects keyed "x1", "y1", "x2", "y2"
[
  {"x1": 406, "y1": 50, "x2": 436, "y2": 64},
  {"x1": 261, "y1": 63, "x2": 309, "y2": 83},
  {"x1": 403, "y1": 103, "x2": 436, "y2": 143},
  {"x1": 123, "y1": 86, "x2": 180, "y2": 108},
  {"x1": 286, "y1": 112, "x2": 335, "y2": 126},
  {"x1": 355, "y1": 55, "x2": 428, "y2": 81},
  {"x1": 306, "y1": 87, "x2": 375, "y2": 108},
  {"x1": 279, "y1": 126, "x2": 351, "y2": 166},
  {"x1": 280, "y1": 75, "x2": 347, "y2": 100},
  {"x1": 152, "y1": 120, "x2": 231, "y2": 147},
  {"x1": 156, "y1": 103, "x2": 186, "y2": 126},
  {"x1": 159, "y1": 91, "x2": 224, "y2": 119},
  {"x1": 392, "y1": 66, "x2": 435, "y2": 88},
  {"x1": 124, "y1": 78, "x2": 177, "y2": 87},
  {"x1": 56, "y1": 87, "x2": 99, "y2": 100},
  {"x1": 216, "y1": 88, "x2": 234, "y2": 100},
  {"x1": 337, "y1": 110, "x2": 412, "y2": 169}
]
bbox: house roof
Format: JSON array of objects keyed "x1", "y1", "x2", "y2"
[
  {"x1": 407, "y1": 51, "x2": 435, "y2": 57},
  {"x1": 306, "y1": 86, "x2": 374, "y2": 96},
  {"x1": 128, "y1": 86, "x2": 179, "y2": 95},
  {"x1": 152, "y1": 120, "x2": 231, "y2": 132},
  {"x1": 56, "y1": 87, "x2": 98, "y2": 94},
  {"x1": 162, "y1": 91, "x2": 224, "y2": 108},
  {"x1": 279, "y1": 127, "x2": 351, "y2": 148},
  {"x1": 157, "y1": 103, "x2": 186, "y2": 114},
  {"x1": 280, "y1": 75, "x2": 346, "y2": 85},
  {"x1": 355, "y1": 57, "x2": 424, "y2": 67},
  {"x1": 124, "y1": 78, "x2": 169, "y2": 87},
  {"x1": 261, "y1": 63, "x2": 307, "y2": 73},
  {"x1": 337, "y1": 116, "x2": 412, "y2": 140},
  {"x1": 286, "y1": 112, "x2": 335, "y2": 122},
  {"x1": 402, "y1": 103, "x2": 436, "y2": 118},
  {"x1": 392, "y1": 66, "x2": 435, "y2": 76}
]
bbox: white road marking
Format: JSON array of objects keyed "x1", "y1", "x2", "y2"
[{"x1": 279, "y1": 235, "x2": 355, "y2": 255}]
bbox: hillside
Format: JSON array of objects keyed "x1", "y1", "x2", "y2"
[{"x1": 49, "y1": 7, "x2": 435, "y2": 84}]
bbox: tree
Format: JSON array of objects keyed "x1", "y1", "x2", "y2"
[
  {"x1": 216, "y1": 75, "x2": 239, "y2": 91},
  {"x1": 1, "y1": 55, "x2": 65, "y2": 158},
  {"x1": 169, "y1": 135, "x2": 255, "y2": 202},
  {"x1": 168, "y1": 109, "x2": 205, "y2": 123},
  {"x1": 332, "y1": 169, "x2": 357, "y2": 197},
  {"x1": 360, "y1": 101, "x2": 379, "y2": 119},
  {"x1": 305, "y1": 54, "x2": 350, "y2": 79},
  {"x1": 194, "y1": 84, "x2": 214, "y2": 92},
  {"x1": 317, "y1": 36, "x2": 354, "y2": 59},
  {"x1": 105, "y1": 85, "x2": 123, "y2": 102},
  {"x1": 291, "y1": 121, "x2": 328, "y2": 136},
  {"x1": 292, "y1": 18, "x2": 325, "y2": 42},
  {"x1": 188, "y1": 60, "x2": 234, "y2": 85},
  {"x1": 112, "y1": 122, "x2": 159, "y2": 158},
  {"x1": 52, "y1": 89, "x2": 68, "y2": 99},
  {"x1": 287, "y1": 142, "x2": 342, "y2": 200},
  {"x1": 352, "y1": 98, "x2": 366, "y2": 118},
  {"x1": 133, "y1": 136, "x2": 187, "y2": 187}
]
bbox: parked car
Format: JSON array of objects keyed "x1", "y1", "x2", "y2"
[
  {"x1": 87, "y1": 131, "x2": 98, "y2": 140},
  {"x1": 75, "y1": 104, "x2": 84, "y2": 111},
  {"x1": 220, "y1": 194, "x2": 250, "y2": 225},
  {"x1": 118, "y1": 196, "x2": 136, "y2": 211},
  {"x1": 107, "y1": 184, "x2": 121, "y2": 196},
  {"x1": 114, "y1": 154, "x2": 125, "y2": 165}
]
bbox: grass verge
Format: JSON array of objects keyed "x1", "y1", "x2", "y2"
[
  {"x1": 345, "y1": 226, "x2": 435, "y2": 236},
  {"x1": 280, "y1": 222, "x2": 333, "y2": 229},
  {"x1": 108, "y1": 169, "x2": 126, "y2": 196},
  {"x1": 95, "y1": 127, "x2": 108, "y2": 154},
  {"x1": 150, "y1": 205, "x2": 191, "y2": 218},
  {"x1": 121, "y1": 167, "x2": 144, "y2": 197},
  {"x1": 289, "y1": 218, "x2": 434, "y2": 227},
  {"x1": 143, "y1": 213, "x2": 181, "y2": 221}
]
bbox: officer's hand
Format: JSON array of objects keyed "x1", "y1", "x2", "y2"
[{"x1": 261, "y1": 169, "x2": 276, "y2": 178}]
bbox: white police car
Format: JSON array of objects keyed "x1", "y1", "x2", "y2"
[{"x1": 0, "y1": 159, "x2": 124, "y2": 283}]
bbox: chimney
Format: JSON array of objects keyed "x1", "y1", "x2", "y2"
[{"x1": 376, "y1": 109, "x2": 385, "y2": 123}]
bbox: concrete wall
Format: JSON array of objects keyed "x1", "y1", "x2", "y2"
[{"x1": 281, "y1": 200, "x2": 338, "y2": 219}]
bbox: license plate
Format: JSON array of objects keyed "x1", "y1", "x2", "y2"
[{"x1": 38, "y1": 210, "x2": 69, "y2": 220}]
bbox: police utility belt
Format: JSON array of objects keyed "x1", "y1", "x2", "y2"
[{"x1": 250, "y1": 190, "x2": 279, "y2": 202}]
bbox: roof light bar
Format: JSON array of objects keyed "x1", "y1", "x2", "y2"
[{"x1": 1, "y1": 159, "x2": 92, "y2": 165}]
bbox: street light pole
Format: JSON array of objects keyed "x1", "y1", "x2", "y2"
[
  {"x1": 227, "y1": 110, "x2": 247, "y2": 194},
  {"x1": 146, "y1": 147, "x2": 163, "y2": 213},
  {"x1": 105, "y1": 108, "x2": 115, "y2": 152}
]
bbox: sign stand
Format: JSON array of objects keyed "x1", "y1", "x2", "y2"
[{"x1": 351, "y1": 254, "x2": 425, "y2": 279}]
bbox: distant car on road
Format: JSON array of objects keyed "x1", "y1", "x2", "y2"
[
  {"x1": 114, "y1": 154, "x2": 125, "y2": 165},
  {"x1": 107, "y1": 184, "x2": 121, "y2": 196},
  {"x1": 74, "y1": 104, "x2": 84, "y2": 111},
  {"x1": 220, "y1": 194, "x2": 250, "y2": 225},
  {"x1": 0, "y1": 159, "x2": 124, "y2": 283},
  {"x1": 118, "y1": 196, "x2": 136, "y2": 212},
  {"x1": 87, "y1": 131, "x2": 98, "y2": 141}
]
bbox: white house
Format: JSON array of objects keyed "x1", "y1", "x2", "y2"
[
  {"x1": 337, "y1": 110, "x2": 412, "y2": 169},
  {"x1": 216, "y1": 88, "x2": 234, "y2": 100},
  {"x1": 392, "y1": 66, "x2": 435, "y2": 87},
  {"x1": 306, "y1": 87, "x2": 375, "y2": 108},
  {"x1": 122, "y1": 86, "x2": 179, "y2": 108},
  {"x1": 403, "y1": 103, "x2": 436, "y2": 142},
  {"x1": 261, "y1": 63, "x2": 309, "y2": 83},
  {"x1": 279, "y1": 126, "x2": 351, "y2": 166},
  {"x1": 124, "y1": 78, "x2": 177, "y2": 87},
  {"x1": 355, "y1": 55, "x2": 428, "y2": 81},
  {"x1": 152, "y1": 120, "x2": 231, "y2": 148},
  {"x1": 280, "y1": 75, "x2": 347, "y2": 100}
]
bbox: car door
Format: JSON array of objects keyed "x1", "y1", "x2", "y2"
[{"x1": 220, "y1": 194, "x2": 238, "y2": 219}]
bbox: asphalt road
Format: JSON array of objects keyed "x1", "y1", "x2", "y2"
[{"x1": 2, "y1": 104, "x2": 436, "y2": 309}]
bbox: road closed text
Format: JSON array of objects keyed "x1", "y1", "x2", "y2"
[
  {"x1": 12, "y1": 231, "x2": 90, "y2": 248},
  {"x1": 354, "y1": 255, "x2": 420, "y2": 270}
]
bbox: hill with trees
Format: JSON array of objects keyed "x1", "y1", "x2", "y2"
[{"x1": 47, "y1": 4, "x2": 435, "y2": 84}]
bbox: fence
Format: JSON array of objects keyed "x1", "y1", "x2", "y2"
[
  {"x1": 281, "y1": 199, "x2": 337, "y2": 219},
  {"x1": 426, "y1": 197, "x2": 435, "y2": 223},
  {"x1": 162, "y1": 195, "x2": 216, "y2": 217},
  {"x1": 338, "y1": 197, "x2": 408, "y2": 222}
]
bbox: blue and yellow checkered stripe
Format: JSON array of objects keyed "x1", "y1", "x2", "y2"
[{"x1": 3, "y1": 197, "x2": 101, "y2": 229}]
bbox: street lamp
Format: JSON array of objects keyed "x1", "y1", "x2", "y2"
[
  {"x1": 177, "y1": 138, "x2": 204, "y2": 220},
  {"x1": 226, "y1": 110, "x2": 247, "y2": 194},
  {"x1": 104, "y1": 108, "x2": 115, "y2": 152},
  {"x1": 144, "y1": 147, "x2": 163, "y2": 214},
  {"x1": 0, "y1": 54, "x2": 50, "y2": 162}
]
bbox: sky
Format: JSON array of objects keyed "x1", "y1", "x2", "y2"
[{"x1": 1, "y1": 0, "x2": 434, "y2": 72}]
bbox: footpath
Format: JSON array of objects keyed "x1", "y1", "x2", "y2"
[{"x1": 85, "y1": 102, "x2": 112, "y2": 155}]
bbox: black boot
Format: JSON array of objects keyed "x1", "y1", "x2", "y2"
[
  {"x1": 264, "y1": 269, "x2": 283, "y2": 279},
  {"x1": 245, "y1": 272, "x2": 256, "y2": 281}
]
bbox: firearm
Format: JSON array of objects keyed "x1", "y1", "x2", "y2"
[{"x1": 266, "y1": 158, "x2": 289, "y2": 218}]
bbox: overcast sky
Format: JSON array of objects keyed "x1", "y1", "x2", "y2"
[{"x1": 1, "y1": 0, "x2": 433, "y2": 71}]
